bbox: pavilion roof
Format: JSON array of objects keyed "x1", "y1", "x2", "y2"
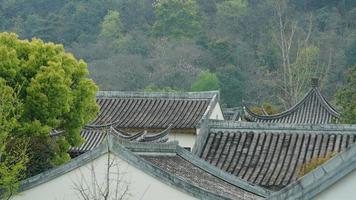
[{"x1": 244, "y1": 80, "x2": 340, "y2": 124}]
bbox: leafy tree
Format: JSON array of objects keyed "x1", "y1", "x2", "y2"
[
  {"x1": 217, "y1": 65, "x2": 245, "y2": 107},
  {"x1": 152, "y1": 0, "x2": 202, "y2": 39},
  {"x1": 99, "y1": 10, "x2": 122, "y2": 40},
  {"x1": 113, "y1": 30, "x2": 152, "y2": 56},
  {"x1": 0, "y1": 139, "x2": 28, "y2": 200},
  {"x1": 117, "y1": 0, "x2": 155, "y2": 32},
  {"x1": 208, "y1": 38, "x2": 235, "y2": 70},
  {"x1": 336, "y1": 64, "x2": 356, "y2": 124},
  {"x1": 0, "y1": 80, "x2": 19, "y2": 152},
  {"x1": 0, "y1": 32, "x2": 99, "y2": 176},
  {"x1": 215, "y1": 0, "x2": 248, "y2": 35},
  {"x1": 191, "y1": 70, "x2": 219, "y2": 91},
  {"x1": 0, "y1": 78, "x2": 28, "y2": 199},
  {"x1": 217, "y1": 0, "x2": 247, "y2": 18}
]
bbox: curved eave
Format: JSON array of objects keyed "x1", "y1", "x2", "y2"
[
  {"x1": 244, "y1": 88, "x2": 340, "y2": 122},
  {"x1": 314, "y1": 88, "x2": 340, "y2": 117}
]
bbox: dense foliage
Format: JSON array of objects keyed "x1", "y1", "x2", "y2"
[
  {"x1": 337, "y1": 64, "x2": 356, "y2": 123},
  {"x1": 0, "y1": 0, "x2": 355, "y2": 109},
  {"x1": 0, "y1": 79, "x2": 27, "y2": 199},
  {"x1": 191, "y1": 70, "x2": 219, "y2": 92},
  {"x1": 0, "y1": 33, "x2": 98, "y2": 177}
]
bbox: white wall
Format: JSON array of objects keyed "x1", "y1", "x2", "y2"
[
  {"x1": 168, "y1": 102, "x2": 224, "y2": 151},
  {"x1": 313, "y1": 169, "x2": 356, "y2": 200},
  {"x1": 13, "y1": 153, "x2": 197, "y2": 200},
  {"x1": 208, "y1": 102, "x2": 224, "y2": 120},
  {"x1": 169, "y1": 133, "x2": 196, "y2": 150}
]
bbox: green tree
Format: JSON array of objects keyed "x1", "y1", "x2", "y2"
[
  {"x1": 0, "y1": 139, "x2": 28, "y2": 200},
  {"x1": 217, "y1": 0, "x2": 247, "y2": 18},
  {"x1": 215, "y1": 0, "x2": 248, "y2": 35},
  {"x1": 217, "y1": 65, "x2": 245, "y2": 107},
  {"x1": 0, "y1": 32, "x2": 99, "y2": 176},
  {"x1": 191, "y1": 70, "x2": 219, "y2": 91},
  {"x1": 0, "y1": 78, "x2": 28, "y2": 199},
  {"x1": 152, "y1": 0, "x2": 202, "y2": 39},
  {"x1": 99, "y1": 10, "x2": 122, "y2": 40},
  {"x1": 336, "y1": 64, "x2": 356, "y2": 124}
]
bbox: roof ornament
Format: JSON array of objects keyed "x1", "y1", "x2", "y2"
[
  {"x1": 311, "y1": 77, "x2": 319, "y2": 88},
  {"x1": 110, "y1": 127, "x2": 145, "y2": 141},
  {"x1": 140, "y1": 124, "x2": 173, "y2": 143},
  {"x1": 110, "y1": 124, "x2": 173, "y2": 143}
]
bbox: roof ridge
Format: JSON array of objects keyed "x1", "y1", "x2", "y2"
[
  {"x1": 244, "y1": 88, "x2": 340, "y2": 123},
  {"x1": 201, "y1": 94, "x2": 219, "y2": 120},
  {"x1": 244, "y1": 89, "x2": 315, "y2": 120},
  {"x1": 206, "y1": 119, "x2": 356, "y2": 132},
  {"x1": 96, "y1": 90, "x2": 219, "y2": 99},
  {"x1": 176, "y1": 146, "x2": 271, "y2": 197},
  {"x1": 313, "y1": 88, "x2": 340, "y2": 117},
  {"x1": 109, "y1": 134, "x2": 256, "y2": 200}
]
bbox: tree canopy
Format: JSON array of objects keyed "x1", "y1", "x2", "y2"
[
  {"x1": 0, "y1": 32, "x2": 98, "y2": 176},
  {"x1": 337, "y1": 64, "x2": 356, "y2": 124},
  {"x1": 153, "y1": 0, "x2": 202, "y2": 39},
  {"x1": 191, "y1": 70, "x2": 219, "y2": 91}
]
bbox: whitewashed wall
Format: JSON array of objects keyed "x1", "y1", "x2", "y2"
[
  {"x1": 208, "y1": 102, "x2": 224, "y2": 120},
  {"x1": 313, "y1": 169, "x2": 356, "y2": 200},
  {"x1": 13, "y1": 153, "x2": 196, "y2": 200},
  {"x1": 169, "y1": 133, "x2": 195, "y2": 150},
  {"x1": 168, "y1": 102, "x2": 224, "y2": 150}
]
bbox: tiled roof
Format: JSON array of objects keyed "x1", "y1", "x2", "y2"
[
  {"x1": 70, "y1": 129, "x2": 108, "y2": 154},
  {"x1": 87, "y1": 91, "x2": 219, "y2": 129},
  {"x1": 142, "y1": 155, "x2": 263, "y2": 200},
  {"x1": 267, "y1": 138, "x2": 356, "y2": 200},
  {"x1": 69, "y1": 125, "x2": 172, "y2": 156},
  {"x1": 194, "y1": 120, "x2": 356, "y2": 191},
  {"x1": 223, "y1": 107, "x2": 242, "y2": 121},
  {"x1": 244, "y1": 87, "x2": 340, "y2": 124},
  {"x1": 126, "y1": 142, "x2": 269, "y2": 199}
]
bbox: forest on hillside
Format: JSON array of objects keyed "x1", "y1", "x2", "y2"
[{"x1": 1, "y1": 0, "x2": 355, "y2": 109}]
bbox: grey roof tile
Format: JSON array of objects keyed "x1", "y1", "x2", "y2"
[
  {"x1": 87, "y1": 91, "x2": 218, "y2": 129},
  {"x1": 267, "y1": 142, "x2": 356, "y2": 200},
  {"x1": 142, "y1": 155, "x2": 263, "y2": 200},
  {"x1": 244, "y1": 88, "x2": 340, "y2": 124},
  {"x1": 223, "y1": 107, "x2": 242, "y2": 121},
  {"x1": 69, "y1": 125, "x2": 172, "y2": 156},
  {"x1": 196, "y1": 121, "x2": 356, "y2": 191}
]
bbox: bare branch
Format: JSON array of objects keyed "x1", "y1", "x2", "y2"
[{"x1": 72, "y1": 153, "x2": 130, "y2": 200}]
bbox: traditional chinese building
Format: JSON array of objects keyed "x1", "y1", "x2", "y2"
[{"x1": 69, "y1": 90, "x2": 223, "y2": 157}]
